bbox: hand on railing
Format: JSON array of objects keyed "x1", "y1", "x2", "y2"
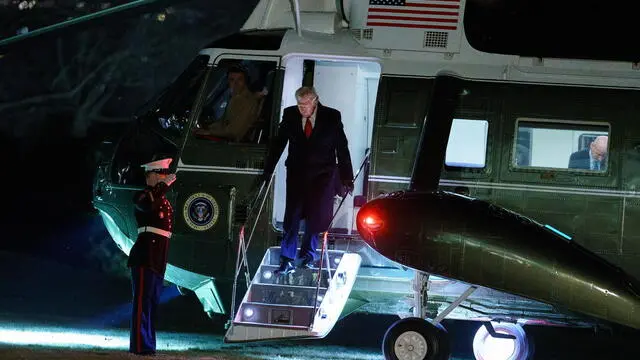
[{"x1": 338, "y1": 179, "x2": 354, "y2": 198}]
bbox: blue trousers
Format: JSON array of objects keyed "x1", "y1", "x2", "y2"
[
  {"x1": 130, "y1": 266, "x2": 163, "y2": 355},
  {"x1": 281, "y1": 208, "x2": 319, "y2": 261}
]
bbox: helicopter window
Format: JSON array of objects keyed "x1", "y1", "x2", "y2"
[
  {"x1": 151, "y1": 55, "x2": 210, "y2": 137},
  {"x1": 445, "y1": 119, "x2": 488, "y2": 168},
  {"x1": 383, "y1": 78, "x2": 428, "y2": 127},
  {"x1": 110, "y1": 124, "x2": 178, "y2": 185},
  {"x1": 513, "y1": 119, "x2": 610, "y2": 172},
  {"x1": 192, "y1": 58, "x2": 278, "y2": 144},
  {"x1": 108, "y1": 56, "x2": 209, "y2": 186}
]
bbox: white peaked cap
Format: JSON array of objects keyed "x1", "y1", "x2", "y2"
[{"x1": 141, "y1": 158, "x2": 172, "y2": 171}]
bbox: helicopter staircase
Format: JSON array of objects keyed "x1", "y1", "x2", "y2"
[{"x1": 224, "y1": 246, "x2": 361, "y2": 342}]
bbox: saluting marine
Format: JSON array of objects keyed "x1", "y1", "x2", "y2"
[{"x1": 128, "y1": 156, "x2": 176, "y2": 356}]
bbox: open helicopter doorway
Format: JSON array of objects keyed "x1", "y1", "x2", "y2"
[{"x1": 271, "y1": 56, "x2": 381, "y2": 235}]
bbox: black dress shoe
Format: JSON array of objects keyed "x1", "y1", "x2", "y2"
[
  {"x1": 130, "y1": 350, "x2": 156, "y2": 356},
  {"x1": 298, "y1": 255, "x2": 316, "y2": 270},
  {"x1": 274, "y1": 260, "x2": 295, "y2": 276}
]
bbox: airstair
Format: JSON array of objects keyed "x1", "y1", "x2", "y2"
[
  {"x1": 224, "y1": 246, "x2": 361, "y2": 342},
  {"x1": 224, "y1": 150, "x2": 370, "y2": 343}
]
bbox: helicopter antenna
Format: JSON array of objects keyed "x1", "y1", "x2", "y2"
[{"x1": 289, "y1": 0, "x2": 303, "y2": 37}]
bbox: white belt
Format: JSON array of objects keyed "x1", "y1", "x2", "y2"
[{"x1": 137, "y1": 226, "x2": 172, "y2": 238}]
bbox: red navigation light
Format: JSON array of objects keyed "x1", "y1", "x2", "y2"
[{"x1": 359, "y1": 211, "x2": 384, "y2": 232}]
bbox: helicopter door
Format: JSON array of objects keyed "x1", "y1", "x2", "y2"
[
  {"x1": 271, "y1": 56, "x2": 381, "y2": 235},
  {"x1": 173, "y1": 54, "x2": 282, "y2": 276}
]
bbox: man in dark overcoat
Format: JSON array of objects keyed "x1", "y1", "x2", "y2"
[
  {"x1": 568, "y1": 135, "x2": 608, "y2": 171},
  {"x1": 261, "y1": 86, "x2": 354, "y2": 275}
]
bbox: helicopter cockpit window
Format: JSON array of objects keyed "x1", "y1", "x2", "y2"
[
  {"x1": 513, "y1": 118, "x2": 610, "y2": 172},
  {"x1": 110, "y1": 125, "x2": 178, "y2": 186},
  {"x1": 149, "y1": 55, "x2": 209, "y2": 137},
  {"x1": 192, "y1": 58, "x2": 277, "y2": 144}
]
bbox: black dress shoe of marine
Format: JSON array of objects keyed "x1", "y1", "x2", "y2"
[
  {"x1": 274, "y1": 260, "x2": 295, "y2": 276},
  {"x1": 130, "y1": 350, "x2": 156, "y2": 356}
]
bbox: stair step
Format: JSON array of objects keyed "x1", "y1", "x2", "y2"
[
  {"x1": 235, "y1": 302, "x2": 317, "y2": 327},
  {"x1": 264, "y1": 247, "x2": 345, "y2": 268},
  {"x1": 256, "y1": 264, "x2": 332, "y2": 288},
  {"x1": 248, "y1": 283, "x2": 327, "y2": 307},
  {"x1": 225, "y1": 252, "x2": 363, "y2": 343},
  {"x1": 231, "y1": 321, "x2": 310, "y2": 331}
]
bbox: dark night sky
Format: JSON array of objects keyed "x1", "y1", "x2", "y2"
[
  {"x1": 465, "y1": 0, "x2": 640, "y2": 62},
  {"x1": 0, "y1": 0, "x2": 259, "y2": 275}
]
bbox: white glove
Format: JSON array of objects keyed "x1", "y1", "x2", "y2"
[{"x1": 162, "y1": 173, "x2": 177, "y2": 186}]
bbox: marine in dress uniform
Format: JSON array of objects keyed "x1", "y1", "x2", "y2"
[{"x1": 128, "y1": 157, "x2": 176, "y2": 355}]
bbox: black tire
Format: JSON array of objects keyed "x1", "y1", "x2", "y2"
[{"x1": 382, "y1": 317, "x2": 451, "y2": 360}]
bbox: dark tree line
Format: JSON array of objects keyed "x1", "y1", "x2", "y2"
[{"x1": 0, "y1": 0, "x2": 257, "y2": 140}]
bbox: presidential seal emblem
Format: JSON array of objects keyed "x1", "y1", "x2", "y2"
[{"x1": 183, "y1": 192, "x2": 219, "y2": 231}]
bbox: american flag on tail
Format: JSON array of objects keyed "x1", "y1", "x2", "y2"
[{"x1": 366, "y1": 0, "x2": 461, "y2": 31}]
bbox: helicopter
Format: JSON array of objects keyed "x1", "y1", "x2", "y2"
[{"x1": 92, "y1": 0, "x2": 640, "y2": 359}]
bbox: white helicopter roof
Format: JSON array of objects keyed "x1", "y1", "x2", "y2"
[
  {"x1": 241, "y1": 0, "x2": 466, "y2": 54},
  {"x1": 200, "y1": 0, "x2": 640, "y2": 89}
]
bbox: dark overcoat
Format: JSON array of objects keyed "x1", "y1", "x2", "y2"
[
  {"x1": 568, "y1": 149, "x2": 606, "y2": 170},
  {"x1": 264, "y1": 103, "x2": 353, "y2": 233}
]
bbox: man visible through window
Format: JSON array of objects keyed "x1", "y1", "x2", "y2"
[
  {"x1": 195, "y1": 65, "x2": 263, "y2": 142},
  {"x1": 568, "y1": 135, "x2": 608, "y2": 171}
]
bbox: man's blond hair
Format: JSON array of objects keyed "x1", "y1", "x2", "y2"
[{"x1": 295, "y1": 86, "x2": 318, "y2": 102}]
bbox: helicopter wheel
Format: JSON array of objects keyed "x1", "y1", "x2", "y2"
[{"x1": 382, "y1": 317, "x2": 451, "y2": 360}]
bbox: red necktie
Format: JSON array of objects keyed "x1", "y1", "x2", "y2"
[{"x1": 304, "y1": 117, "x2": 312, "y2": 138}]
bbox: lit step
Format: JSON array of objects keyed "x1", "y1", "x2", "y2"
[
  {"x1": 255, "y1": 264, "x2": 331, "y2": 288},
  {"x1": 225, "y1": 249, "x2": 361, "y2": 343},
  {"x1": 235, "y1": 302, "x2": 317, "y2": 328},
  {"x1": 246, "y1": 283, "x2": 328, "y2": 307},
  {"x1": 263, "y1": 247, "x2": 344, "y2": 270}
]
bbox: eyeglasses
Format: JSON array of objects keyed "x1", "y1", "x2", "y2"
[{"x1": 297, "y1": 96, "x2": 317, "y2": 108}]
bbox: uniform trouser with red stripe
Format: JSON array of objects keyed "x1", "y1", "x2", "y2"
[{"x1": 130, "y1": 266, "x2": 163, "y2": 354}]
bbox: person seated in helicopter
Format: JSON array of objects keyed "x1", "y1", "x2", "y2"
[{"x1": 195, "y1": 64, "x2": 265, "y2": 142}]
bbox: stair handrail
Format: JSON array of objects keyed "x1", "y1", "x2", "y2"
[
  {"x1": 228, "y1": 167, "x2": 276, "y2": 329},
  {"x1": 309, "y1": 148, "x2": 371, "y2": 329},
  {"x1": 228, "y1": 147, "x2": 370, "y2": 330}
]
